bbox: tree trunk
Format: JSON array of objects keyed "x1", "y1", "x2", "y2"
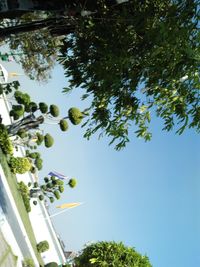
[
  {"x1": 7, "y1": 114, "x2": 44, "y2": 136},
  {"x1": 0, "y1": 17, "x2": 76, "y2": 38}
]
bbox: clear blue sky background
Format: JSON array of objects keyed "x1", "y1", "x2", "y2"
[{"x1": 3, "y1": 61, "x2": 200, "y2": 267}]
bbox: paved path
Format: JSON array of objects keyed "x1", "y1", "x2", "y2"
[{"x1": 0, "y1": 231, "x2": 17, "y2": 267}]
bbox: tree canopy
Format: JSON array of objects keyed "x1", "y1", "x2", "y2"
[
  {"x1": 59, "y1": 0, "x2": 200, "y2": 149},
  {"x1": 0, "y1": 1, "x2": 199, "y2": 149},
  {"x1": 74, "y1": 241, "x2": 152, "y2": 267}
]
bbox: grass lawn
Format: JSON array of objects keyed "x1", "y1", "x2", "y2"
[{"x1": 0, "y1": 148, "x2": 44, "y2": 266}]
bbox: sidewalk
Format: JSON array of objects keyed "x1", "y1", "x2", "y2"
[{"x1": 0, "y1": 168, "x2": 39, "y2": 267}]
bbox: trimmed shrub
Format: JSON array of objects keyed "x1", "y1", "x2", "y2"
[
  {"x1": 36, "y1": 133, "x2": 44, "y2": 145},
  {"x1": 49, "y1": 105, "x2": 59, "y2": 117},
  {"x1": 28, "y1": 152, "x2": 40, "y2": 159},
  {"x1": 49, "y1": 197, "x2": 54, "y2": 203},
  {"x1": 39, "y1": 195, "x2": 44, "y2": 201},
  {"x1": 25, "y1": 102, "x2": 38, "y2": 113},
  {"x1": 58, "y1": 186, "x2": 64, "y2": 193},
  {"x1": 39, "y1": 102, "x2": 48, "y2": 113},
  {"x1": 11, "y1": 105, "x2": 24, "y2": 118},
  {"x1": 59, "y1": 119, "x2": 68, "y2": 131},
  {"x1": 68, "y1": 107, "x2": 83, "y2": 125},
  {"x1": 37, "y1": 241, "x2": 49, "y2": 253},
  {"x1": 30, "y1": 167, "x2": 36, "y2": 174},
  {"x1": 53, "y1": 190, "x2": 60, "y2": 200},
  {"x1": 44, "y1": 177, "x2": 49, "y2": 183},
  {"x1": 17, "y1": 129, "x2": 27, "y2": 138},
  {"x1": 41, "y1": 185, "x2": 47, "y2": 191},
  {"x1": 9, "y1": 156, "x2": 32, "y2": 174},
  {"x1": 68, "y1": 178, "x2": 77, "y2": 188},
  {"x1": 14, "y1": 91, "x2": 30, "y2": 107},
  {"x1": 35, "y1": 158, "x2": 43, "y2": 170},
  {"x1": 0, "y1": 124, "x2": 13, "y2": 155},
  {"x1": 33, "y1": 200, "x2": 37, "y2": 205},
  {"x1": 44, "y1": 263, "x2": 58, "y2": 267},
  {"x1": 44, "y1": 134, "x2": 54, "y2": 148},
  {"x1": 34, "y1": 182, "x2": 39, "y2": 188}
]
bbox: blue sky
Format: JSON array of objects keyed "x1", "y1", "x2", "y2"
[{"x1": 3, "y1": 61, "x2": 200, "y2": 267}]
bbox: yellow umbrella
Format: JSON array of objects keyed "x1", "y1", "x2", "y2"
[{"x1": 56, "y1": 202, "x2": 82, "y2": 209}]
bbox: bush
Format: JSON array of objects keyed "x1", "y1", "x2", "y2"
[
  {"x1": 18, "y1": 182, "x2": 31, "y2": 212},
  {"x1": 59, "y1": 119, "x2": 68, "y2": 131},
  {"x1": 22, "y1": 258, "x2": 35, "y2": 267},
  {"x1": 39, "y1": 102, "x2": 48, "y2": 113},
  {"x1": 44, "y1": 263, "x2": 58, "y2": 267},
  {"x1": 0, "y1": 124, "x2": 13, "y2": 155},
  {"x1": 44, "y1": 134, "x2": 54, "y2": 148},
  {"x1": 49, "y1": 105, "x2": 59, "y2": 117},
  {"x1": 9, "y1": 156, "x2": 32, "y2": 174},
  {"x1": 33, "y1": 200, "x2": 37, "y2": 205},
  {"x1": 37, "y1": 241, "x2": 49, "y2": 253},
  {"x1": 68, "y1": 178, "x2": 77, "y2": 188},
  {"x1": 68, "y1": 107, "x2": 83, "y2": 125}
]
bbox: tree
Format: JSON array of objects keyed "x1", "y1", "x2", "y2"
[
  {"x1": 59, "y1": 0, "x2": 200, "y2": 150},
  {"x1": 74, "y1": 241, "x2": 152, "y2": 267},
  {"x1": 2, "y1": 83, "x2": 85, "y2": 139},
  {"x1": 1, "y1": 1, "x2": 199, "y2": 150},
  {"x1": 30, "y1": 175, "x2": 77, "y2": 204}
]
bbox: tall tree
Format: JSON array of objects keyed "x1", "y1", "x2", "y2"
[
  {"x1": 74, "y1": 241, "x2": 152, "y2": 267},
  {"x1": 59, "y1": 0, "x2": 200, "y2": 149},
  {"x1": 1, "y1": 12, "x2": 62, "y2": 81},
  {"x1": 0, "y1": 1, "x2": 199, "y2": 150}
]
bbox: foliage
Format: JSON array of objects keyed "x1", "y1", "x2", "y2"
[
  {"x1": 68, "y1": 107, "x2": 83, "y2": 125},
  {"x1": 39, "y1": 102, "x2": 48, "y2": 113},
  {"x1": 5, "y1": 12, "x2": 61, "y2": 82},
  {"x1": 34, "y1": 157, "x2": 43, "y2": 170},
  {"x1": 59, "y1": 0, "x2": 200, "y2": 150},
  {"x1": 36, "y1": 132, "x2": 44, "y2": 145},
  {"x1": 0, "y1": 81, "x2": 20, "y2": 95},
  {"x1": 10, "y1": 105, "x2": 24, "y2": 120},
  {"x1": 44, "y1": 133, "x2": 54, "y2": 148},
  {"x1": 9, "y1": 156, "x2": 32, "y2": 174},
  {"x1": 0, "y1": 124, "x2": 13, "y2": 155},
  {"x1": 14, "y1": 91, "x2": 31, "y2": 107},
  {"x1": 22, "y1": 258, "x2": 35, "y2": 267},
  {"x1": 59, "y1": 119, "x2": 68, "y2": 131},
  {"x1": 74, "y1": 241, "x2": 152, "y2": 267},
  {"x1": 39, "y1": 195, "x2": 44, "y2": 201},
  {"x1": 18, "y1": 181, "x2": 31, "y2": 212},
  {"x1": 44, "y1": 263, "x2": 58, "y2": 267},
  {"x1": 49, "y1": 104, "x2": 59, "y2": 117},
  {"x1": 37, "y1": 240, "x2": 49, "y2": 253},
  {"x1": 68, "y1": 178, "x2": 77, "y2": 188}
]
